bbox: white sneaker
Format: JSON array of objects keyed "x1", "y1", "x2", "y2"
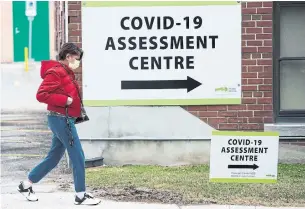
[
  {"x1": 74, "y1": 193, "x2": 101, "y2": 205},
  {"x1": 17, "y1": 181, "x2": 38, "y2": 201}
]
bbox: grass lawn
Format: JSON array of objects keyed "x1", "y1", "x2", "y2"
[{"x1": 86, "y1": 164, "x2": 305, "y2": 207}]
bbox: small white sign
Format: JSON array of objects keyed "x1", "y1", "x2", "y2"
[
  {"x1": 26, "y1": 1, "x2": 37, "y2": 17},
  {"x1": 209, "y1": 131, "x2": 279, "y2": 183}
]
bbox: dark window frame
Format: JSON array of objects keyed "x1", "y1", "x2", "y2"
[{"x1": 273, "y1": 1, "x2": 305, "y2": 122}]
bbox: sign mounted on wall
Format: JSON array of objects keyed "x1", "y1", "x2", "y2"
[
  {"x1": 25, "y1": 1, "x2": 37, "y2": 17},
  {"x1": 82, "y1": 1, "x2": 242, "y2": 106},
  {"x1": 209, "y1": 131, "x2": 279, "y2": 183}
]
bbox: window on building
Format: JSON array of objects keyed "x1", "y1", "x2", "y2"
[{"x1": 274, "y1": 2, "x2": 305, "y2": 121}]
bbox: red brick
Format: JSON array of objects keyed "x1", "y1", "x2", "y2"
[
  {"x1": 257, "y1": 8, "x2": 273, "y2": 14},
  {"x1": 247, "y1": 2, "x2": 262, "y2": 8},
  {"x1": 239, "y1": 124, "x2": 263, "y2": 130},
  {"x1": 256, "y1": 21, "x2": 272, "y2": 27},
  {"x1": 256, "y1": 34, "x2": 272, "y2": 40},
  {"x1": 219, "y1": 124, "x2": 239, "y2": 130},
  {"x1": 242, "y1": 41, "x2": 246, "y2": 47},
  {"x1": 69, "y1": 1, "x2": 80, "y2": 4},
  {"x1": 257, "y1": 59, "x2": 272, "y2": 65},
  {"x1": 208, "y1": 123, "x2": 219, "y2": 129},
  {"x1": 238, "y1": 111, "x2": 254, "y2": 117},
  {"x1": 263, "y1": 40, "x2": 272, "y2": 47},
  {"x1": 247, "y1": 105, "x2": 264, "y2": 110},
  {"x1": 242, "y1": 79, "x2": 248, "y2": 85},
  {"x1": 252, "y1": 15, "x2": 262, "y2": 20},
  {"x1": 247, "y1": 41, "x2": 263, "y2": 46},
  {"x1": 208, "y1": 118, "x2": 227, "y2": 124},
  {"x1": 243, "y1": 72, "x2": 257, "y2": 78},
  {"x1": 258, "y1": 72, "x2": 272, "y2": 78},
  {"x1": 242, "y1": 60, "x2": 256, "y2": 66},
  {"x1": 242, "y1": 66, "x2": 248, "y2": 72},
  {"x1": 70, "y1": 16, "x2": 81, "y2": 23},
  {"x1": 243, "y1": 14, "x2": 252, "y2": 21},
  {"x1": 263, "y1": 27, "x2": 272, "y2": 33},
  {"x1": 68, "y1": 10, "x2": 80, "y2": 16},
  {"x1": 242, "y1": 34, "x2": 256, "y2": 40},
  {"x1": 264, "y1": 78, "x2": 272, "y2": 84},
  {"x1": 69, "y1": 30, "x2": 81, "y2": 36},
  {"x1": 243, "y1": 53, "x2": 251, "y2": 59},
  {"x1": 262, "y1": 53, "x2": 272, "y2": 58},
  {"x1": 200, "y1": 117, "x2": 208, "y2": 123},
  {"x1": 258, "y1": 47, "x2": 272, "y2": 53},
  {"x1": 242, "y1": 2, "x2": 247, "y2": 8},
  {"x1": 262, "y1": 14, "x2": 273, "y2": 20},
  {"x1": 254, "y1": 111, "x2": 273, "y2": 117},
  {"x1": 228, "y1": 117, "x2": 246, "y2": 123},
  {"x1": 264, "y1": 66, "x2": 273, "y2": 73},
  {"x1": 263, "y1": 2, "x2": 273, "y2": 7},
  {"x1": 253, "y1": 92, "x2": 263, "y2": 97},
  {"x1": 248, "y1": 117, "x2": 263, "y2": 123},
  {"x1": 251, "y1": 53, "x2": 261, "y2": 59},
  {"x1": 243, "y1": 21, "x2": 256, "y2": 27},
  {"x1": 242, "y1": 92, "x2": 252, "y2": 97},
  {"x1": 242, "y1": 8, "x2": 257, "y2": 14},
  {"x1": 218, "y1": 111, "x2": 238, "y2": 117},
  {"x1": 68, "y1": 36, "x2": 78, "y2": 42},
  {"x1": 199, "y1": 111, "x2": 218, "y2": 117},
  {"x1": 228, "y1": 105, "x2": 247, "y2": 111},
  {"x1": 69, "y1": 4, "x2": 81, "y2": 10},
  {"x1": 243, "y1": 47, "x2": 258, "y2": 53},
  {"x1": 248, "y1": 79, "x2": 264, "y2": 85},
  {"x1": 264, "y1": 117, "x2": 273, "y2": 123},
  {"x1": 264, "y1": 92, "x2": 272, "y2": 97},
  {"x1": 207, "y1": 106, "x2": 227, "y2": 111},
  {"x1": 242, "y1": 98, "x2": 257, "y2": 104},
  {"x1": 69, "y1": 23, "x2": 79, "y2": 30},
  {"x1": 246, "y1": 27, "x2": 263, "y2": 34},
  {"x1": 242, "y1": 85, "x2": 258, "y2": 91},
  {"x1": 187, "y1": 106, "x2": 207, "y2": 111},
  {"x1": 188, "y1": 111, "x2": 199, "y2": 117},
  {"x1": 259, "y1": 85, "x2": 272, "y2": 91},
  {"x1": 248, "y1": 66, "x2": 263, "y2": 72},
  {"x1": 264, "y1": 105, "x2": 273, "y2": 111},
  {"x1": 258, "y1": 98, "x2": 272, "y2": 104}
]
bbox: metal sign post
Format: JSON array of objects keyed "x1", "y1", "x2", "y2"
[{"x1": 25, "y1": 1, "x2": 36, "y2": 62}]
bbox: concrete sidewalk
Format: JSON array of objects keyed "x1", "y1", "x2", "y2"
[
  {"x1": 0, "y1": 182, "x2": 304, "y2": 209},
  {"x1": 1, "y1": 191, "x2": 304, "y2": 209}
]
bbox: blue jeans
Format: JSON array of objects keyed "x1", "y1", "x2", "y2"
[{"x1": 28, "y1": 115, "x2": 86, "y2": 192}]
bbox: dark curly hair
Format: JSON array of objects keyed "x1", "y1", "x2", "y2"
[{"x1": 58, "y1": 43, "x2": 83, "y2": 61}]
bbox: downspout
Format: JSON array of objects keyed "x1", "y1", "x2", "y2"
[
  {"x1": 65, "y1": 0, "x2": 68, "y2": 43},
  {"x1": 64, "y1": 1, "x2": 70, "y2": 169}
]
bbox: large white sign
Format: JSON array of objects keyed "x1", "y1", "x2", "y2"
[
  {"x1": 209, "y1": 131, "x2": 279, "y2": 183},
  {"x1": 82, "y1": 1, "x2": 241, "y2": 106}
]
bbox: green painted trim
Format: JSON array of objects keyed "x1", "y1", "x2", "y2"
[
  {"x1": 212, "y1": 131, "x2": 279, "y2": 137},
  {"x1": 82, "y1": 1, "x2": 240, "y2": 7},
  {"x1": 210, "y1": 178, "x2": 277, "y2": 183},
  {"x1": 83, "y1": 98, "x2": 241, "y2": 106}
]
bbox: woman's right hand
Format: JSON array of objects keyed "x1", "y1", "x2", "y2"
[{"x1": 66, "y1": 97, "x2": 73, "y2": 106}]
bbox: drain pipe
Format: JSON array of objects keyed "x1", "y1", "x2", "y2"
[
  {"x1": 64, "y1": 0, "x2": 70, "y2": 169},
  {"x1": 65, "y1": 1, "x2": 68, "y2": 43}
]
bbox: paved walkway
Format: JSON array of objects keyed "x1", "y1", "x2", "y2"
[
  {"x1": 1, "y1": 183, "x2": 304, "y2": 209},
  {"x1": 1, "y1": 192, "x2": 304, "y2": 209}
]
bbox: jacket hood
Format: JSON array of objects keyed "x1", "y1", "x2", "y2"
[{"x1": 40, "y1": 60, "x2": 63, "y2": 79}]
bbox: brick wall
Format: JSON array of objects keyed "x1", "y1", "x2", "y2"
[
  {"x1": 185, "y1": 2, "x2": 273, "y2": 131},
  {"x1": 56, "y1": 1, "x2": 274, "y2": 131}
]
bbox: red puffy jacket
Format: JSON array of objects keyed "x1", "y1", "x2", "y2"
[{"x1": 36, "y1": 60, "x2": 81, "y2": 118}]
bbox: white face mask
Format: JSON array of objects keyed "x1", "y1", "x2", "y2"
[{"x1": 68, "y1": 59, "x2": 80, "y2": 70}]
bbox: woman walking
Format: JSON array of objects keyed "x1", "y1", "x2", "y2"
[{"x1": 17, "y1": 43, "x2": 101, "y2": 206}]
